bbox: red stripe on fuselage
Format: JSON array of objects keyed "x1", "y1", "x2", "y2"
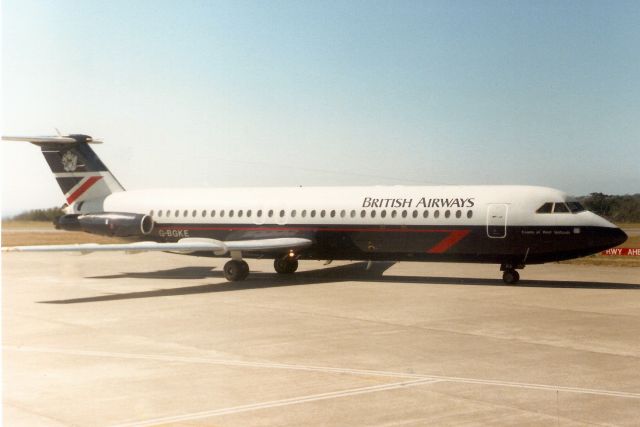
[
  {"x1": 66, "y1": 176, "x2": 102, "y2": 204},
  {"x1": 427, "y1": 230, "x2": 471, "y2": 254},
  {"x1": 157, "y1": 225, "x2": 467, "y2": 234}
]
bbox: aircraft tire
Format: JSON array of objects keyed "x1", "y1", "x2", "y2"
[
  {"x1": 274, "y1": 258, "x2": 298, "y2": 274},
  {"x1": 224, "y1": 260, "x2": 249, "y2": 281},
  {"x1": 502, "y1": 269, "x2": 520, "y2": 285}
]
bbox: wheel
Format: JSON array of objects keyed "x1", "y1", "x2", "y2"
[
  {"x1": 224, "y1": 260, "x2": 249, "y2": 281},
  {"x1": 274, "y1": 257, "x2": 298, "y2": 274},
  {"x1": 502, "y1": 269, "x2": 520, "y2": 285},
  {"x1": 238, "y1": 260, "x2": 249, "y2": 280}
]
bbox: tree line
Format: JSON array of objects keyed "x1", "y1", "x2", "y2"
[
  {"x1": 578, "y1": 193, "x2": 640, "y2": 223},
  {"x1": 10, "y1": 207, "x2": 65, "y2": 222},
  {"x1": 7, "y1": 193, "x2": 640, "y2": 223}
]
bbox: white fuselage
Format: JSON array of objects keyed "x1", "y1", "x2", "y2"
[{"x1": 87, "y1": 185, "x2": 616, "y2": 230}]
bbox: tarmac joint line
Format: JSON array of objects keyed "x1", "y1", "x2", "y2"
[{"x1": 5, "y1": 345, "x2": 640, "y2": 404}]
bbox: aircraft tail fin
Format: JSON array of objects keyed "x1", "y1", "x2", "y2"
[{"x1": 2, "y1": 134, "x2": 125, "y2": 209}]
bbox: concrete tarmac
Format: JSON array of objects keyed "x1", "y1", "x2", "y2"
[{"x1": 3, "y1": 253, "x2": 640, "y2": 426}]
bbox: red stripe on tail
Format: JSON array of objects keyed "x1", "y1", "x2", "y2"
[{"x1": 66, "y1": 176, "x2": 102, "y2": 204}]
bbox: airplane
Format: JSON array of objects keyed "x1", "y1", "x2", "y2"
[{"x1": 2, "y1": 133, "x2": 628, "y2": 284}]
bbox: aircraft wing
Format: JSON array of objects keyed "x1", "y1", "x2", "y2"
[{"x1": 1, "y1": 237, "x2": 313, "y2": 255}]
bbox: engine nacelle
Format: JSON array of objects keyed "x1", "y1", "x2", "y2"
[
  {"x1": 54, "y1": 214, "x2": 82, "y2": 231},
  {"x1": 55, "y1": 212, "x2": 154, "y2": 237}
]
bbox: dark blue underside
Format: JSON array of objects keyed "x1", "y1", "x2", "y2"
[{"x1": 145, "y1": 223, "x2": 626, "y2": 265}]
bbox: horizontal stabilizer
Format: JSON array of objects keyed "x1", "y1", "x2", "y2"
[
  {"x1": 1, "y1": 237, "x2": 313, "y2": 255},
  {"x1": 2, "y1": 135, "x2": 103, "y2": 145}
]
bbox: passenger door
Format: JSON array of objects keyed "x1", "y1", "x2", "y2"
[{"x1": 487, "y1": 204, "x2": 508, "y2": 238}]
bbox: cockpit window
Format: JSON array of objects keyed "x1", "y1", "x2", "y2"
[
  {"x1": 566, "y1": 202, "x2": 586, "y2": 213},
  {"x1": 537, "y1": 201, "x2": 583, "y2": 214},
  {"x1": 553, "y1": 203, "x2": 570, "y2": 213},
  {"x1": 536, "y1": 203, "x2": 553, "y2": 213}
]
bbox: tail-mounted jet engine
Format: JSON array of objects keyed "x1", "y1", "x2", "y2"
[{"x1": 55, "y1": 213, "x2": 154, "y2": 237}]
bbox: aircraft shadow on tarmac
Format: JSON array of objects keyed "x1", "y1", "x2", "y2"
[{"x1": 39, "y1": 262, "x2": 640, "y2": 304}]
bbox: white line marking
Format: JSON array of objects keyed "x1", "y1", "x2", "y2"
[
  {"x1": 5, "y1": 345, "x2": 640, "y2": 426},
  {"x1": 111, "y1": 378, "x2": 440, "y2": 427},
  {"x1": 6, "y1": 345, "x2": 640, "y2": 400}
]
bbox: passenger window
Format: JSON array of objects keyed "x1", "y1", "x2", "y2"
[
  {"x1": 391, "y1": 210, "x2": 397, "y2": 218},
  {"x1": 553, "y1": 203, "x2": 570, "y2": 213},
  {"x1": 340, "y1": 210, "x2": 346, "y2": 218},
  {"x1": 302, "y1": 210, "x2": 307, "y2": 218},
  {"x1": 175, "y1": 210, "x2": 180, "y2": 217},
  {"x1": 220, "y1": 210, "x2": 225, "y2": 217},
  {"x1": 321, "y1": 210, "x2": 326, "y2": 218},
  {"x1": 423, "y1": 210, "x2": 428, "y2": 218},
  {"x1": 536, "y1": 203, "x2": 553, "y2": 214},
  {"x1": 257, "y1": 210, "x2": 262, "y2": 217},
  {"x1": 211, "y1": 210, "x2": 216, "y2": 217},
  {"x1": 150, "y1": 210, "x2": 154, "y2": 217},
  {"x1": 467, "y1": 210, "x2": 473, "y2": 218},
  {"x1": 311, "y1": 210, "x2": 316, "y2": 218},
  {"x1": 183, "y1": 210, "x2": 188, "y2": 217},
  {"x1": 247, "y1": 210, "x2": 252, "y2": 217},
  {"x1": 445, "y1": 210, "x2": 451, "y2": 218},
  {"x1": 330, "y1": 210, "x2": 336, "y2": 218},
  {"x1": 434, "y1": 210, "x2": 440, "y2": 218},
  {"x1": 279, "y1": 210, "x2": 285, "y2": 217},
  {"x1": 166, "y1": 210, "x2": 171, "y2": 217},
  {"x1": 412, "y1": 210, "x2": 418, "y2": 218},
  {"x1": 268, "y1": 210, "x2": 273, "y2": 217},
  {"x1": 350, "y1": 210, "x2": 356, "y2": 218},
  {"x1": 158, "y1": 210, "x2": 163, "y2": 217},
  {"x1": 238, "y1": 210, "x2": 243, "y2": 217},
  {"x1": 360, "y1": 210, "x2": 366, "y2": 218},
  {"x1": 202, "y1": 210, "x2": 207, "y2": 217},
  {"x1": 455, "y1": 210, "x2": 461, "y2": 218},
  {"x1": 192, "y1": 210, "x2": 197, "y2": 217},
  {"x1": 291, "y1": 210, "x2": 296, "y2": 218},
  {"x1": 402, "y1": 210, "x2": 408, "y2": 218},
  {"x1": 381, "y1": 210, "x2": 387, "y2": 218},
  {"x1": 371, "y1": 210, "x2": 376, "y2": 218},
  {"x1": 229, "y1": 210, "x2": 234, "y2": 217}
]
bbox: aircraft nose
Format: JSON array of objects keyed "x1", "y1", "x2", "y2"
[{"x1": 607, "y1": 227, "x2": 628, "y2": 248}]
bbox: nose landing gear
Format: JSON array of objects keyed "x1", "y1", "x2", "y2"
[
  {"x1": 501, "y1": 263, "x2": 522, "y2": 285},
  {"x1": 502, "y1": 269, "x2": 520, "y2": 284}
]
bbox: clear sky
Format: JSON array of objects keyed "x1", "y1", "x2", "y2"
[{"x1": 2, "y1": 0, "x2": 639, "y2": 216}]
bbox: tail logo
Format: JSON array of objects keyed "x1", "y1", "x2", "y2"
[{"x1": 61, "y1": 151, "x2": 78, "y2": 172}]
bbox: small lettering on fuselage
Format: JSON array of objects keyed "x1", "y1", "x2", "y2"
[
  {"x1": 361, "y1": 197, "x2": 475, "y2": 209},
  {"x1": 159, "y1": 229, "x2": 190, "y2": 238},
  {"x1": 521, "y1": 229, "x2": 572, "y2": 236}
]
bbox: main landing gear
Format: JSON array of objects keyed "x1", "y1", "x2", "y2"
[
  {"x1": 274, "y1": 257, "x2": 298, "y2": 274},
  {"x1": 223, "y1": 254, "x2": 299, "y2": 281},
  {"x1": 223, "y1": 259, "x2": 249, "y2": 281},
  {"x1": 500, "y1": 263, "x2": 522, "y2": 285}
]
